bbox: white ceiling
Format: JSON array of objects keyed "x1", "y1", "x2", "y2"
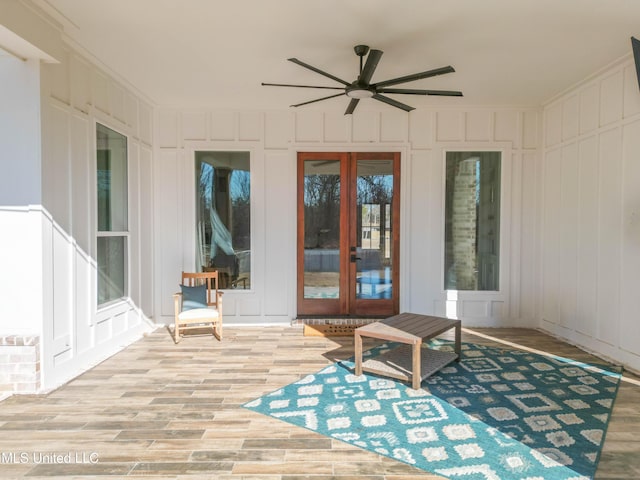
[{"x1": 39, "y1": 0, "x2": 640, "y2": 111}]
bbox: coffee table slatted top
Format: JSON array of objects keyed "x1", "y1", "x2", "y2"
[{"x1": 356, "y1": 313, "x2": 461, "y2": 345}]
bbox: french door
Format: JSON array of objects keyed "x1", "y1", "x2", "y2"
[{"x1": 297, "y1": 151, "x2": 400, "y2": 317}]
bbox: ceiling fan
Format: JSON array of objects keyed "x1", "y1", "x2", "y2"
[{"x1": 262, "y1": 44, "x2": 462, "y2": 115}]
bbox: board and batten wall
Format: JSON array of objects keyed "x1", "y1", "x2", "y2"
[
  {"x1": 35, "y1": 45, "x2": 156, "y2": 391},
  {"x1": 155, "y1": 106, "x2": 540, "y2": 328},
  {"x1": 540, "y1": 55, "x2": 640, "y2": 372}
]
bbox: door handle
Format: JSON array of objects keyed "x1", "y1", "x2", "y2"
[{"x1": 350, "y1": 254, "x2": 361, "y2": 262}]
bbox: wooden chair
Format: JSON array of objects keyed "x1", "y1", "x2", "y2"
[{"x1": 173, "y1": 271, "x2": 223, "y2": 343}]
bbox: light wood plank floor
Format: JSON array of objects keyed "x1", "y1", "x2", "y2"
[{"x1": 0, "y1": 326, "x2": 638, "y2": 479}]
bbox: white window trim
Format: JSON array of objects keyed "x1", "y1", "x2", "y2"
[
  {"x1": 438, "y1": 143, "x2": 512, "y2": 301},
  {"x1": 186, "y1": 143, "x2": 256, "y2": 293},
  {"x1": 95, "y1": 121, "x2": 130, "y2": 309}
]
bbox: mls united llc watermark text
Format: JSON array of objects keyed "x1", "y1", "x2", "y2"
[{"x1": 1, "y1": 451, "x2": 99, "y2": 464}]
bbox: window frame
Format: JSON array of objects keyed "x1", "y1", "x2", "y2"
[
  {"x1": 440, "y1": 145, "x2": 511, "y2": 298},
  {"x1": 192, "y1": 148, "x2": 253, "y2": 292},
  {"x1": 95, "y1": 121, "x2": 130, "y2": 308}
]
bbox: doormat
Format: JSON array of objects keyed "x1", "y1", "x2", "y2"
[{"x1": 303, "y1": 323, "x2": 364, "y2": 337}]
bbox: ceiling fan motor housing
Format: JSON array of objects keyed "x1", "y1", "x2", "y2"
[{"x1": 346, "y1": 83, "x2": 375, "y2": 98}]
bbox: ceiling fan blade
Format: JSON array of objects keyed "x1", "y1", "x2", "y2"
[
  {"x1": 345, "y1": 98, "x2": 360, "y2": 115},
  {"x1": 262, "y1": 82, "x2": 345, "y2": 90},
  {"x1": 359, "y1": 49, "x2": 383, "y2": 84},
  {"x1": 288, "y1": 58, "x2": 351, "y2": 86},
  {"x1": 290, "y1": 92, "x2": 346, "y2": 108},
  {"x1": 374, "y1": 66, "x2": 455, "y2": 88},
  {"x1": 372, "y1": 94, "x2": 414, "y2": 112},
  {"x1": 378, "y1": 88, "x2": 463, "y2": 96}
]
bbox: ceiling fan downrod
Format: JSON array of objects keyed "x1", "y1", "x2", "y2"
[{"x1": 354, "y1": 44, "x2": 370, "y2": 76}]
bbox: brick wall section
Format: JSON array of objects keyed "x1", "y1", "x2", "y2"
[
  {"x1": 0, "y1": 336, "x2": 40, "y2": 393},
  {"x1": 292, "y1": 318, "x2": 380, "y2": 326},
  {"x1": 451, "y1": 158, "x2": 478, "y2": 290}
]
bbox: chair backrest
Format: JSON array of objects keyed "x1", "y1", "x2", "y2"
[{"x1": 182, "y1": 271, "x2": 220, "y2": 307}]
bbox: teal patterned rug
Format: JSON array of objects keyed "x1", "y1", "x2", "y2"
[{"x1": 243, "y1": 340, "x2": 622, "y2": 479}]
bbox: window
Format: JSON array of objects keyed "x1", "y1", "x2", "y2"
[
  {"x1": 195, "y1": 151, "x2": 251, "y2": 289},
  {"x1": 96, "y1": 123, "x2": 128, "y2": 305},
  {"x1": 444, "y1": 151, "x2": 501, "y2": 291}
]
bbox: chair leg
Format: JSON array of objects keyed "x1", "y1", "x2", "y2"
[
  {"x1": 213, "y1": 321, "x2": 222, "y2": 341},
  {"x1": 174, "y1": 321, "x2": 181, "y2": 343}
]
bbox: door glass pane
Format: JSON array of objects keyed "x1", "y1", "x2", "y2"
[
  {"x1": 444, "y1": 151, "x2": 501, "y2": 290},
  {"x1": 303, "y1": 160, "x2": 340, "y2": 299},
  {"x1": 356, "y1": 159, "x2": 393, "y2": 299}
]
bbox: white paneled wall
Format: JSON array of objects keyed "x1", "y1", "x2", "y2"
[
  {"x1": 0, "y1": 57, "x2": 44, "y2": 343},
  {"x1": 541, "y1": 57, "x2": 640, "y2": 372},
  {"x1": 38, "y1": 47, "x2": 155, "y2": 390},
  {"x1": 155, "y1": 107, "x2": 539, "y2": 327}
]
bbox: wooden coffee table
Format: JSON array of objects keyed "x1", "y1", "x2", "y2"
[{"x1": 354, "y1": 312, "x2": 461, "y2": 390}]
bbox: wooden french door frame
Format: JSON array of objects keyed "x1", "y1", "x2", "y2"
[
  {"x1": 349, "y1": 152, "x2": 400, "y2": 316},
  {"x1": 296, "y1": 151, "x2": 400, "y2": 317},
  {"x1": 296, "y1": 152, "x2": 349, "y2": 316}
]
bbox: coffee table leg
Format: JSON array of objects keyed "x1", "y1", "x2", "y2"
[
  {"x1": 455, "y1": 322, "x2": 461, "y2": 362},
  {"x1": 355, "y1": 332, "x2": 363, "y2": 376},
  {"x1": 412, "y1": 342, "x2": 421, "y2": 390}
]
